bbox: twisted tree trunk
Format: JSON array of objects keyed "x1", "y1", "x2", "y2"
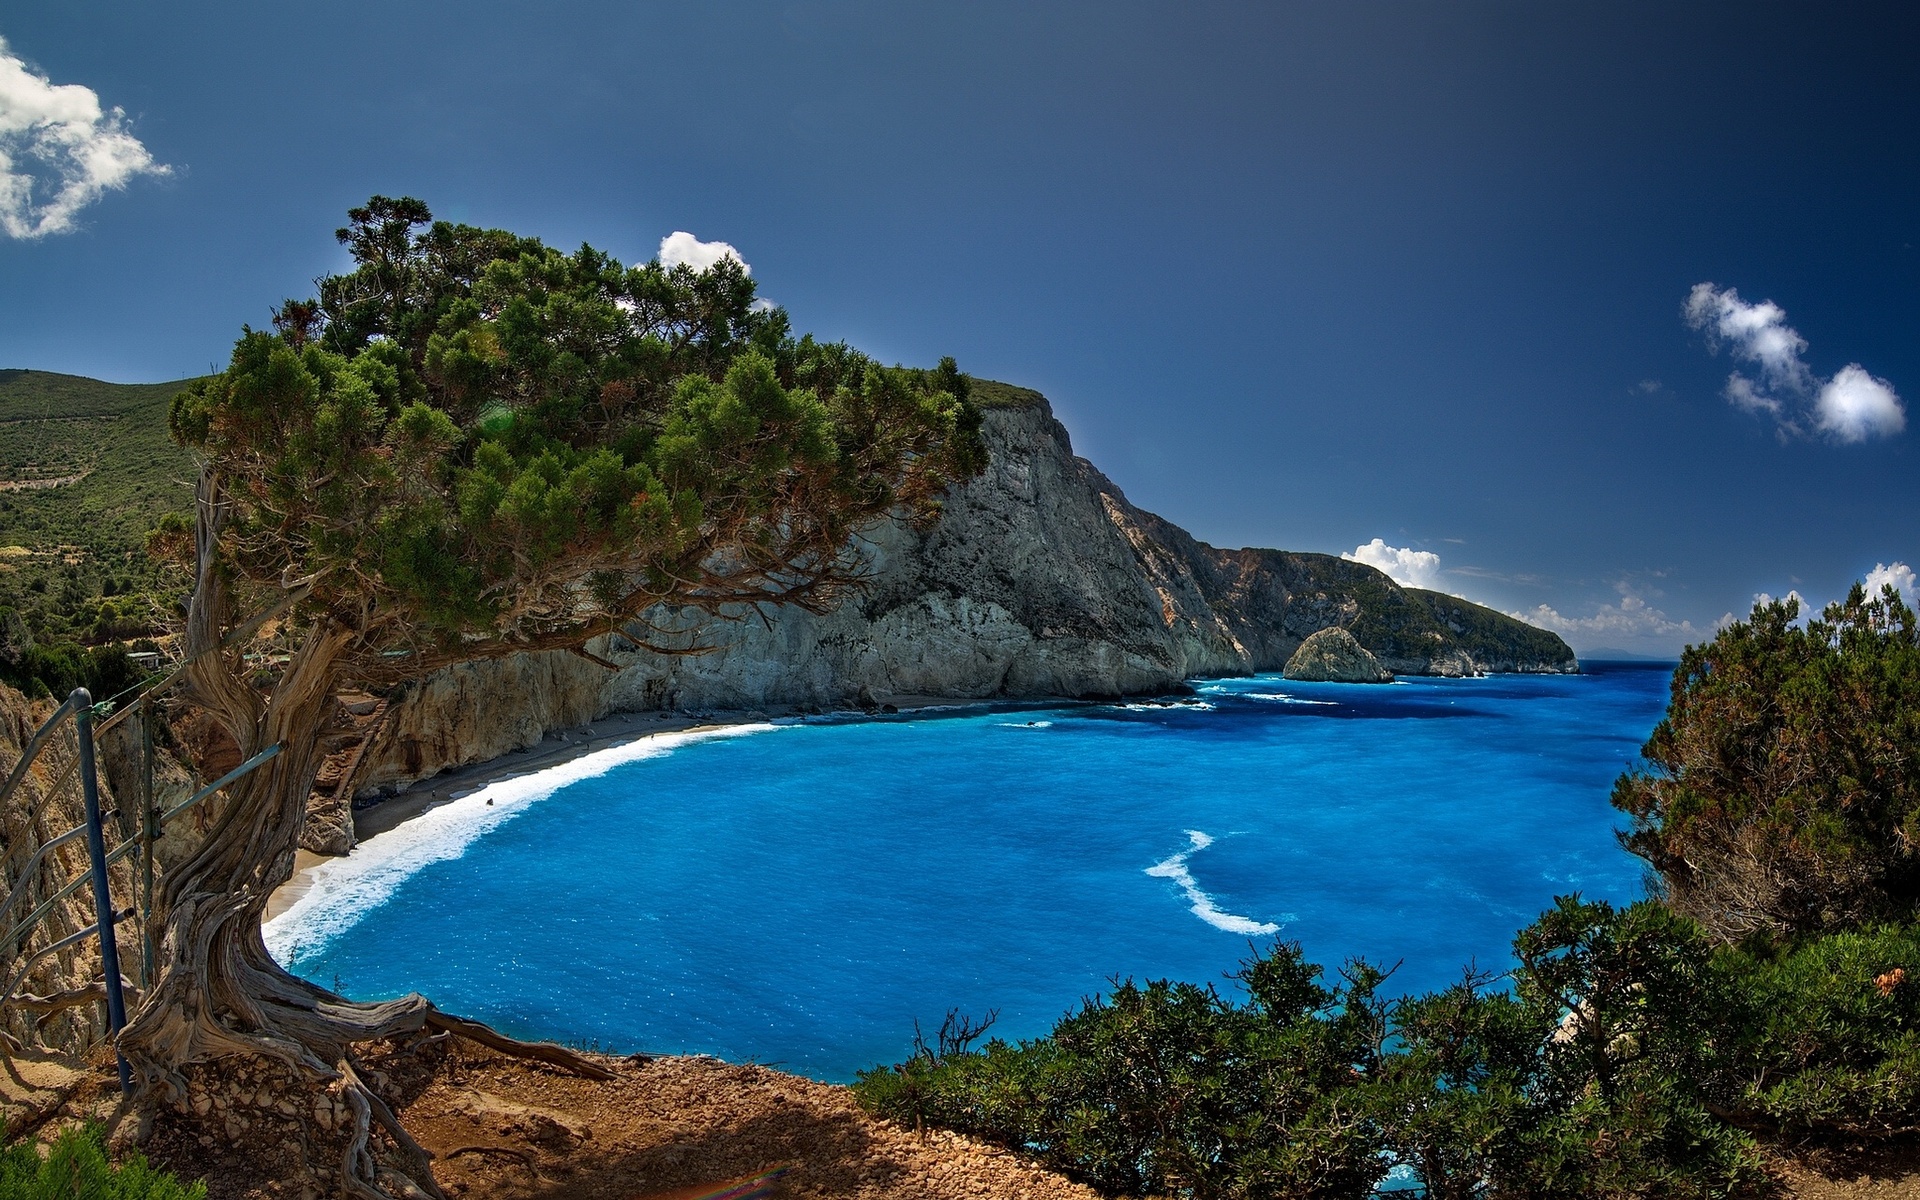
[{"x1": 118, "y1": 475, "x2": 609, "y2": 1198}]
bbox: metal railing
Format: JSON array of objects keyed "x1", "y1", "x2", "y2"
[{"x1": 0, "y1": 686, "x2": 281, "y2": 1094}]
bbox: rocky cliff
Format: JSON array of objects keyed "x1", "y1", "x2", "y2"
[{"x1": 344, "y1": 382, "x2": 1574, "y2": 802}]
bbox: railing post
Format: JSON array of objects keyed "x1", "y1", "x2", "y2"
[
  {"x1": 139, "y1": 693, "x2": 156, "y2": 988},
  {"x1": 72, "y1": 688, "x2": 132, "y2": 1096}
]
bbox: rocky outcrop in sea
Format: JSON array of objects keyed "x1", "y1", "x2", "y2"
[
  {"x1": 1283, "y1": 627, "x2": 1394, "y2": 683},
  {"x1": 318, "y1": 382, "x2": 1574, "y2": 838}
]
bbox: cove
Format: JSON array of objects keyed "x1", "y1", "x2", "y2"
[{"x1": 267, "y1": 663, "x2": 1671, "y2": 1082}]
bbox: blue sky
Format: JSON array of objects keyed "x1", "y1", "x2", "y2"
[{"x1": 0, "y1": 2, "x2": 1914, "y2": 654}]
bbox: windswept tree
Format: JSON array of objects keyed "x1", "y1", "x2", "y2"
[
  {"x1": 1612, "y1": 583, "x2": 1920, "y2": 943},
  {"x1": 126, "y1": 197, "x2": 984, "y2": 1195}
]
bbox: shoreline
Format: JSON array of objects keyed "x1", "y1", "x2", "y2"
[
  {"x1": 262, "y1": 695, "x2": 1013, "y2": 923},
  {"x1": 260, "y1": 666, "x2": 1590, "y2": 925}
]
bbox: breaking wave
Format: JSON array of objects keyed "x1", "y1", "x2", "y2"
[{"x1": 1145, "y1": 830, "x2": 1281, "y2": 936}]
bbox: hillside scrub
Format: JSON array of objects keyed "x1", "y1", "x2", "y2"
[
  {"x1": 0, "y1": 372, "x2": 198, "y2": 651},
  {"x1": 858, "y1": 900, "x2": 1920, "y2": 1198},
  {"x1": 117, "y1": 196, "x2": 985, "y2": 1199}
]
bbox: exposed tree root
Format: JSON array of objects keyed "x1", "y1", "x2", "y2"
[
  {"x1": 123, "y1": 901, "x2": 609, "y2": 1197},
  {"x1": 116, "y1": 477, "x2": 616, "y2": 1198}
]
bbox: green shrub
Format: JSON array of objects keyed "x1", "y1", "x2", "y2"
[
  {"x1": 0, "y1": 1123, "x2": 205, "y2": 1199},
  {"x1": 860, "y1": 904, "x2": 1774, "y2": 1199},
  {"x1": 1714, "y1": 923, "x2": 1920, "y2": 1134},
  {"x1": 857, "y1": 942, "x2": 1394, "y2": 1199},
  {"x1": 0, "y1": 642, "x2": 146, "y2": 704}
]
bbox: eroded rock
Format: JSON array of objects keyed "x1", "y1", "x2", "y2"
[{"x1": 1282, "y1": 627, "x2": 1394, "y2": 683}]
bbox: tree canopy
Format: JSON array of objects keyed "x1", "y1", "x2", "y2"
[
  {"x1": 163, "y1": 195, "x2": 984, "y2": 673},
  {"x1": 114, "y1": 199, "x2": 986, "y2": 1198},
  {"x1": 1612, "y1": 583, "x2": 1920, "y2": 942}
]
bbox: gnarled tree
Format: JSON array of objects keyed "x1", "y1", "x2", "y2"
[{"x1": 125, "y1": 197, "x2": 984, "y2": 1195}]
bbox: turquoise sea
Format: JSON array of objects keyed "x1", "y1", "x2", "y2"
[{"x1": 266, "y1": 663, "x2": 1672, "y2": 1082}]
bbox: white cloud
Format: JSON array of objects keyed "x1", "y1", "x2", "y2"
[
  {"x1": 1684, "y1": 283, "x2": 1812, "y2": 395},
  {"x1": 0, "y1": 35, "x2": 168, "y2": 239},
  {"x1": 1815, "y1": 365, "x2": 1906, "y2": 442},
  {"x1": 658, "y1": 230, "x2": 749, "y2": 274},
  {"x1": 1683, "y1": 283, "x2": 1904, "y2": 443},
  {"x1": 1864, "y1": 561, "x2": 1916, "y2": 607},
  {"x1": 1343, "y1": 539, "x2": 1444, "y2": 591},
  {"x1": 1722, "y1": 371, "x2": 1781, "y2": 417},
  {"x1": 1510, "y1": 593, "x2": 1704, "y2": 646},
  {"x1": 1751, "y1": 589, "x2": 1807, "y2": 614}
]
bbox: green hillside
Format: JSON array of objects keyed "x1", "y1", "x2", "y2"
[{"x1": 0, "y1": 370, "x2": 200, "y2": 669}]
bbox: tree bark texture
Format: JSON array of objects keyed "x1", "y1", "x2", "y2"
[{"x1": 118, "y1": 473, "x2": 609, "y2": 1198}]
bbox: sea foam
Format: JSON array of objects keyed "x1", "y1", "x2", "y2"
[
  {"x1": 263, "y1": 723, "x2": 779, "y2": 963},
  {"x1": 1145, "y1": 830, "x2": 1281, "y2": 936}
]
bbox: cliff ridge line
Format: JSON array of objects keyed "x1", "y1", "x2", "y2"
[{"x1": 327, "y1": 384, "x2": 1575, "y2": 834}]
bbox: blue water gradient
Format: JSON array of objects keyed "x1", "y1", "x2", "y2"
[{"x1": 269, "y1": 663, "x2": 1672, "y2": 1081}]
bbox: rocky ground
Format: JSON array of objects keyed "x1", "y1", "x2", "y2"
[
  {"x1": 7, "y1": 1040, "x2": 1920, "y2": 1198},
  {"x1": 5, "y1": 1041, "x2": 1102, "y2": 1200}
]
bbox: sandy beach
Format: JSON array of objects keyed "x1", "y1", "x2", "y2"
[
  {"x1": 263, "y1": 695, "x2": 1002, "y2": 923},
  {"x1": 263, "y1": 709, "x2": 749, "y2": 922}
]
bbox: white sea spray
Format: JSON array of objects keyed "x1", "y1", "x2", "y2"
[
  {"x1": 1145, "y1": 830, "x2": 1281, "y2": 936},
  {"x1": 263, "y1": 723, "x2": 781, "y2": 964}
]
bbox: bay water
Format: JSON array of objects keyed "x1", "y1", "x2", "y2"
[{"x1": 267, "y1": 663, "x2": 1671, "y2": 1081}]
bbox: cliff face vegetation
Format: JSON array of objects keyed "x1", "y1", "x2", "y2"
[
  {"x1": 0, "y1": 369, "x2": 1574, "y2": 827},
  {"x1": 349, "y1": 388, "x2": 1575, "y2": 800}
]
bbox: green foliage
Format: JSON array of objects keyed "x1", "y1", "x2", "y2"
[
  {"x1": 172, "y1": 197, "x2": 984, "y2": 661},
  {"x1": 1612, "y1": 584, "x2": 1920, "y2": 941},
  {"x1": 1404, "y1": 587, "x2": 1579, "y2": 671},
  {"x1": 1713, "y1": 924, "x2": 1920, "y2": 1133},
  {"x1": 0, "y1": 638, "x2": 146, "y2": 702},
  {"x1": 857, "y1": 943, "x2": 1393, "y2": 1199},
  {"x1": 859, "y1": 903, "x2": 1782, "y2": 1199},
  {"x1": 0, "y1": 371, "x2": 199, "y2": 654},
  {"x1": 1503, "y1": 898, "x2": 1761, "y2": 1199},
  {"x1": 0, "y1": 1122, "x2": 205, "y2": 1199}
]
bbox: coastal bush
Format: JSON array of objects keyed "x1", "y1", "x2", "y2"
[
  {"x1": 858, "y1": 942, "x2": 1396, "y2": 1198},
  {"x1": 860, "y1": 903, "x2": 1771, "y2": 1199},
  {"x1": 0, "y1": 1122, "x2": 206, "y2": 1199},
  {"x1": 1612, "y1": 584, "x2": 1920, "y2": 942},
  {"x1": 1711, "y1": 923, "x2": 1920, "y2": 1135}
]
